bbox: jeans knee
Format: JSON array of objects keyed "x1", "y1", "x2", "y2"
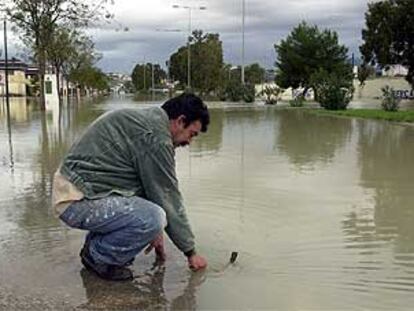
[
  {"x1": 147, "y1": 206, "x2": 165, "y2": 235},
  {"x1": 128, "y1": 202, "x2": 166, "y2": 236}
]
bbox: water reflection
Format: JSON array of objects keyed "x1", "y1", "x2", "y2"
[
  {"x1": 190, "y1": 108, "x2": 224, "y2": 155},
  {"x1": 79, "y1": 264, "x2": 205, "y2": 310},
  {"x1": 350, "y1": 121, "x2": 414, "y2": 254},
  {"x1": 277, "y1": 110, "x2": 352, "y2": 170}
]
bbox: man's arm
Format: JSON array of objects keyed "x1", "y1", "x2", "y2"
[{"x1": 135, "y1": 139, "x2": 206, "y2": 268}]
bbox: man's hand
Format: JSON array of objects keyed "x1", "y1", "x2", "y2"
[
  {"x1": 187, "y1": 254, "x2": 208, "y2": 271},
  {"x1": 145, "y1": 233, "x2": 166, "y2": 262}
]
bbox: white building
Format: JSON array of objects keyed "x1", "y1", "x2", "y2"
[{"x1": 382, "y1": 65, "x2": 408, "y2": 77}]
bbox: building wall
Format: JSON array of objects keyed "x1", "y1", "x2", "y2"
[{"x1": 0, "y1": 70, "x2": 27, "y2": 96}]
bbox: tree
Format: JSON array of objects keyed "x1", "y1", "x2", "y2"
[
  {"x1": 71, "y1": 65, "x2": 109, "y2": 92},
  {"x1": 46, "y1": 26, "x2": 78, "y2": 103},
  {"x1": 4, "y1": 0, "x2": 111, "y2": 109},
  {"x1": 64, "y1": 34, "x2": 102, "y2": 97},
  {"x1": 169, "y1": 30, "x2": 223, "y2": 95},
  {"x1": 274, "y1": 21, "x2": 352, "y2": 96},
  {"x1": 357, "y1": 64, "x2": 375, "y2": 87},
  {"x1": 131, "y1": 63, "x2": 166, "y2": 92},
  {"x1": 245, "y1": 63, "x2": 265, "y2": 85},
  {"x1": 360, "y1": 0, "x2": 414, "y2": 87}
]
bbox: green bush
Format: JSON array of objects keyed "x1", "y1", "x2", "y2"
[
  {"x1": 311, "y1": 69, "x2": 354, "y2": 110},
  {"x1": 225, "y1": 80, "x2": 244, "y2": 101},
  {"x1": 381, "y1": 85, "x2": 401, "y2": 111},
  {"x1": 224, "y1": 81, "x2": 255, "y2": 102},
  {"x1": 289, "y1": 95, "x2": 305, "y2": 107},
  {"x1": 242, "y1": 83, "x2": 255, "y2": 103}
]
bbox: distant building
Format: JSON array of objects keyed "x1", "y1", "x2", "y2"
[
  {"x1": 382, "y1": 65, "x2": 408, "y2": 77},
  {"x1": 0, "y1": 58, "x2": 28, "y2": 96},
  {"x1": 0, "y1": 58, "x2": 70, "y2": 101}
]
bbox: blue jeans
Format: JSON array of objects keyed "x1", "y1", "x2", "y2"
[{"x1": 60, "y1": 196, "x2": 166, "y2": 266}]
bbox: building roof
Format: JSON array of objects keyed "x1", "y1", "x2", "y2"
[{"x1": 0, "y1": 58, "x2": 28, "y2": 71}]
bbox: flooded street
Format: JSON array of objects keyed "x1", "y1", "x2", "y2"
[{"x1": 1, "y1": 96, "x2": 414, "y2": 310}]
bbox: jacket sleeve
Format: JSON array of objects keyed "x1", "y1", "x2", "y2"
[{"x1": 135, "y1": 136, "x2": 195, "y2": 255}]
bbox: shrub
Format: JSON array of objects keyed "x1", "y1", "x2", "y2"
[
  {"x1": 289, "y1": 95, "x2": 305, "y2": 107},
  {"x1": 311, "y1": 69, "x2": 354, "y2": 110},
  {"x1": 357, "y1": 64, "x2": 375, "y2": 87},
  {"x1": 242, "y1": 83, "x2": 255, "y2": 103},
  {"x1": 225, "y1": 80, "x2": 244, "y2": 101},
  {"x1": 258, "y1": 85, "x2": 283, "y2": 105},
  {"x1": 381, "y1": 85, "x2": 401, "y2": 111}
]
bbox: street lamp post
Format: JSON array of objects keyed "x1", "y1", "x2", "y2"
[
  {"x1": 3, "y1": 19, "x2": 10, "y2": 111},
  {"x1": 241, "y1": 0, "x2": 245, "y2": 85},
  {"x1": 172, "y1": 4, "x2": 206, "y2": 90}
]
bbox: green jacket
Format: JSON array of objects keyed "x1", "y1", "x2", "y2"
[{"x1": 60, "y1": 107, "x2": 195, "y2": 255}]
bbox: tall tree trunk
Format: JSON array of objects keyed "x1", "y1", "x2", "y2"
[
  {"x1": 55, "y1": 67, "x2": 62, "y2": 106},
  {"x1": 38, "y1": 52, "x2": 46, "y2": 111},
  {"x1": 66, "y1": 78, "x2": 70, "y2": 103}
]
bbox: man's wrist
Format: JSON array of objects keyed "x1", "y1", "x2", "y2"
[{"x1": 184, "y1": 249, "x2": 196, "y2": 258}]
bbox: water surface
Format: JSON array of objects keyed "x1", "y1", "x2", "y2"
[{"x1": 1, "y1": 96, "x2": 414, "y2": 310}]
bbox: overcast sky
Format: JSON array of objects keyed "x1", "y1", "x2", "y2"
[{"x1": 8, "y1": 0, "x2": 375, "y2": 74}]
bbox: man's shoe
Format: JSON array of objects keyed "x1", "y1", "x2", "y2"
[{"x1": 80, "y1": 244, "x2": 133, "y2": 281}]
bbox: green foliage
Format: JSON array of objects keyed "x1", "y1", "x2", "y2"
[
  {"x1": 5, "y1": 0, "x2": 112, "y2": 107},
  {"x1": 312, "y1": 109, "x2": 414, "y2": 123},
  {"x1": 381, "y1": 85, "x2": 401, "y2": 111},
  {"x1": 245, "y1": 63, "x2": 265, "y2": 85},
  {"x1": 274, "y1": 21, "x2": 352, "y2": 93},
  {"x1": 70, "y1": 65, "x2": 109, "y2": 91},
  {"x1": 310, "y1": 69, "x2": 354, "y2": 110},
  {"x1": 225, "y1": 79, "x2": 244, "y2": 102},
  {"x1": 242, "y1": 83, "x2": 255, "y2": 103},
  {"x1": 169, "y1": 30, "x2": 223, "y2": 94},
  {"x1": 289, "y1": 95, "x2": 305, "y2": 107},
  {"x1": 258, "y1": 85, "x2": 283, "y2": 105},
  {"x1": 357, "y1": 64, "x2": 376, "y2": 87},
  {"x1": 222, "y1": 80, "x2": 255, "y2": 103},
  {"x1": 65, "y1": 34, "x2": 103, "y2": 91},
  {"x1": 131, "y1": 63, "x2": 166, "y2": 91},
  {"x1": 360, "y1": 0, "x2": 414, "y2": 87}
]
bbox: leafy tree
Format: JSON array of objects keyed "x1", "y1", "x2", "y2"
[
  {"x1": 357, "y1": 64, "x2": 376, "y2": 87},
  {"x1": 245, "y1": 63, "x2": 265, "y2": 85},
  {"x1": 274, "y1": 21, "x2": 352, "y2": 96},
  {"x1": 169, "y1": 30, "x2": 223, "y2": 95},
  {"x1": 360, "y1": 0, "x2": 414, "y2": 87},
  {"x1": 65, "y1": 34, "x2": 103, "y2": 96},
  {"x1": 69, "y1": 62, "x2": 108, "y2": 93},
  {"x1": 4, "y1": 0, "x2": 112, "y2": 109},
  {"x1": 131, "y1": 63, "x2": 166, "y2": 91},
  {"x1": 46, "y1": 26, "x2": 78, "y2": 103},
  {"x1": 225, "y1": 79, "x2": 244, "y2": 102}
]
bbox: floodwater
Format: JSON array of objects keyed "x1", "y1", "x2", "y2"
[{"x1": 1, "y1": 96, "x2": 414, "y2": 310}]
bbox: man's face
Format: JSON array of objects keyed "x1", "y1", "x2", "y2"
[{"x1": 171, "y1": 116, "x2": 202, "y2": 148}]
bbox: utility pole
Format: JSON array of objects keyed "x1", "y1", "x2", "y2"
[
  {"x1": 151, "y1": 63, "x2": 155, "y2": 101},
  {"x1": 241, "y1": 0, "x2": 245, "y2": 85},
  {"x1": 4, "y1": 20, "x2": 10, "y2": 113},
  {"x1": 172, "y1": 4, "x2": 207, "y2": 90}
]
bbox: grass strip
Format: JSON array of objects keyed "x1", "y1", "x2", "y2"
[{"x1": 310, "y1": 109, "x2": 414, "y2": 123}]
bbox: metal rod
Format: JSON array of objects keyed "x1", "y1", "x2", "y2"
[
  {"x1": 151, "y1": 63, "x2": 154, "y2": 101},
  {"x1": 241, "y1": 0, "x2": 245, "y2": 85},
  {"x1": 187, "y1": 8, "x2": 191, "y2": 90},
  {"x1": 4, "y1": 19, "x2": 10, "y2": 111}
]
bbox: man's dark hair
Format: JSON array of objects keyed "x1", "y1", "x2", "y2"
[{"x1": 161, "y1": 93, "x2": 209, "y2": 132}]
